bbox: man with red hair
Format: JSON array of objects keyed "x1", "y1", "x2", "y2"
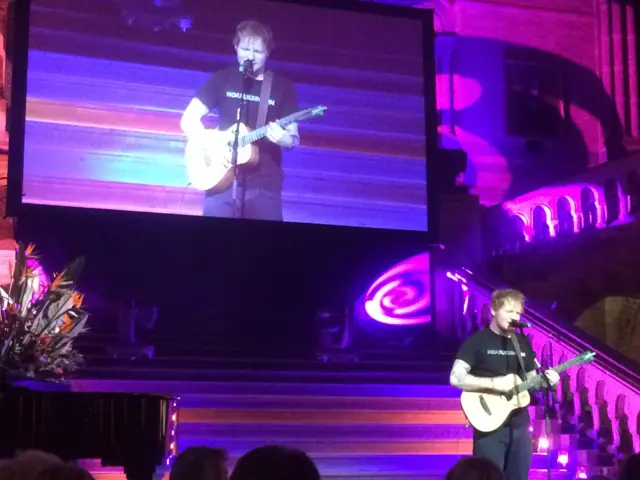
[{"x1": 181, "y1": 20, "x2": 299, "y2": 220}]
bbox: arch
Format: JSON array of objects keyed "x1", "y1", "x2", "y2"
[
  {"x1": 580, "y1": 187, "x2": 598, "y2": 230},
  {"x1": 626, "y1": 169, "x2": 640, "y2": 215},
  {"x1": 508, "y1": 214, "x2": 526, "y2": 248},
  {"x1": 556, "y1": 196, "x2": 575, "y2": 236},
  {"x1": 616, "y1": 394, "x2": 627, "y2": 419},
  {"x1": 532, "y1": 205, "x2": 551, "y2": 241},
  {"x1": 603, "y1": 177, "x2": 621, "y2": 224},
  {"x1": 576, "y1": 367, "x2": 586, "y2": 389},
  {"x1": 540, "y1": 342, "x2": 552, "y2": 367},
  {"x1": 616, "y1": 394, "x2": 634, "y2": 456},
  {"x1": 595, "y1": 380, "x2": 606, "y2": 405}
]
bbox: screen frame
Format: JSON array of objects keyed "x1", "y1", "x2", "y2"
[{"x1": 6, "y1": 0, "x2": 439, "y2": 241}]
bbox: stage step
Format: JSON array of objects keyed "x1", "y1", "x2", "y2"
[{"x1": 71, "y1": 379, "x2": 570, "y2": 480}]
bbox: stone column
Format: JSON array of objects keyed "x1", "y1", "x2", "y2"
[{"x1": 598, "y1": 0, "x2": 639, "y2": 145}]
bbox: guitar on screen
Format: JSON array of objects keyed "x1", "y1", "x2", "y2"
[
  {"x1": 184, "y1": 105, "x2": 327, "y2": 192},
  {"x1": 460, "y1": 350, "x2": 596, "y2": 433}
]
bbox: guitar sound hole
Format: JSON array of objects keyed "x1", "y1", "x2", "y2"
[{"x1": 479, "y1": 395, "x2": 492, "y2": 416}]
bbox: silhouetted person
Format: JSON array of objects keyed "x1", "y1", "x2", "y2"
[
  {"x1": 34, "y1": 465, "x2": 94, "y2": 480},
  {"x1": 170, "y1": 447, "x2": 228, "y2": 480},
  {"x1": 446, "y1": 456, "x2": 506, "y2": 480},
  {"x1": 11, "y1": 451, "x2": 63, "y2": 480},
  {"x1": 230, "y1": 445, "x2": 320, "y2": 480}
]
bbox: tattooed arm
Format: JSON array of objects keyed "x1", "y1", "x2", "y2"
[{"x1": 449, "y1": 359, "x2": 496, "y2": 392}]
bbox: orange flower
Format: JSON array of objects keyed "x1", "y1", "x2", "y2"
[
  {"x1": 71, "y1": 292, "x2": 84, "y2": 307},
  {"x1": 25, "y1": 244, "x2": 36, "y2": 256},
  {"x1": 51, "y1": 272, "x2": 64, "y2": 289}
]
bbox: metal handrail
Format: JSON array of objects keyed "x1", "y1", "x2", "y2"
[{"x1": 457, "y1": 267, "x2": 640, "y2": 390}]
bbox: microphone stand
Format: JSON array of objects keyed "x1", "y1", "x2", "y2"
[
  {"x1": 520, "y1": 324, "x2": 558, "y2": 480},
  {"x1": 230, "y1": 61, "x2": 253, "y2": 219}
]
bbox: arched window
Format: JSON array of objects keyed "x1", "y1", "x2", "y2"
[
  {"x1": 580, "y1": 187, "x2": 597, "y2": 230},
  {"x1": 532, "y1": 205, "x2": 550, "y2": 241},
  {"x1": 603, "y1": 178, "x2": 620, "y2": 224},
  {"x1": 556, "y1": 197, "x2": 575, "y2": 236}
]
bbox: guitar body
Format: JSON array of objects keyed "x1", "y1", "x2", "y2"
[
  {"x1": 460, "y1": 374, "x2": 531, "y2": 433},
  {"x1": 184, "y1": 124, "x2": 259, "y2": 193}
]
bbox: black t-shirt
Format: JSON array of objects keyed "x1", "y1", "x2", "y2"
[
  {"x1": 196, "y1": 66, "x2": 299, "y2": 191},
  {"x1": 456, "y1": 327, "x2": 538, "y2": 428}
]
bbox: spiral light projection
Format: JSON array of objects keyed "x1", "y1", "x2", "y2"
[{"x1": 363, "y1": 252, "x2": 431, "y2": 326}]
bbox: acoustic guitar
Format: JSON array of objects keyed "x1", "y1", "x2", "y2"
[
  {"x1": 184, "y1": 105, "x2": 327, "y2": 192},
  {"x1": 460, "y1": 350, "x2": 595, "y2": 433}
]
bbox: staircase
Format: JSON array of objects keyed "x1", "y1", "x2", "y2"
[
  {"x1": 72, "y1": 375, "x2": 574, "y2": 480},
  {"x1": 66, "y1": 328, "x2": 581, "y2": 480}
]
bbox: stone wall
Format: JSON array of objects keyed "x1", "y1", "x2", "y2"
[{"x1": 412, "y1": 0, "x2": 638, "y2": 204}]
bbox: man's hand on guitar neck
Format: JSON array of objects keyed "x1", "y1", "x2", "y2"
[
  {"x1": 266, "y1": 122, "x2": 297, "y2": 148},
  {"x1": 527, "y1": 369, "x2": 560, "y2": 390}
]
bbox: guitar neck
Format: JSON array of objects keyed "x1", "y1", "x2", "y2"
[
  {"x1": 514, "y1": 357, "x2": 582, "y2": 394},
  {"x1": 240, "y1": 112, "x2": 303, "y2": 147}
]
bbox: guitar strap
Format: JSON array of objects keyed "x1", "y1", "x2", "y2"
[
  {"x1": 256, "y1": 70, "x2": 274, "y2": 129},
  {"x1": 510, "y1": 334, "x2": 529, "y2": 381}
]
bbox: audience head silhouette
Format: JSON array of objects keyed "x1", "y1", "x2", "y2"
[
  {"x1": 445, "y1": 456, "x2": 505, "y2": 480},
  {"x1": 11, "y1": 451, "x2": 64, "y2": 480},
  {"x1": 230, "y1": 445, "x2": 320, "y2": 480},
  {"x1": 0, "y1": 461, "x2": 20, "y2": 480},
  {"x1": 34, "y1": 465, "x2": 94, "y2": 480},
  {"x1": 170, "y1": 447, "x2": 228, "y2": 480}
]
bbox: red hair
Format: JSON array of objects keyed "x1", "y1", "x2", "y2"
[{"x1": 233, "y1": 20, "x2": 274, "y2": 52}]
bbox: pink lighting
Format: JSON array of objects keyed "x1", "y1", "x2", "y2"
[
  {"x1": 557, "y1": 451, "x2": 569, "y2": 467},
  {"x1": 436, "y1": 74, "x2": 483, "y2": 111},
  {"x1": 165, "y1": 398, "x2": 179, "y2": 466},
  {"x1": 502, "y1": 184, "x2": 608, "y2": 241},
  {"x1": 538, "y1": 436, "x2": 550, "y2": 453},
  {"x1": 363, "y1": 252, "x2": 430, "y2": 326},
  {"x1": 438, "y1": 126, "x2": 511, "y2": 205},
  {"x1": 575, "y1": 467, "x2": 588, "y2": 479}
]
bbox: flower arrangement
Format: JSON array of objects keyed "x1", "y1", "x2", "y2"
[{"x1": 0, "y1": 243, "x2": 88, "y2": 380}]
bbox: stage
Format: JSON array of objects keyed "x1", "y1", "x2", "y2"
[{"x1": 69, "y1": 363, "x2": 573, "y2": 480}]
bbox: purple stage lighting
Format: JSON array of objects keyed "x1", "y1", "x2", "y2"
[{"x1": 363, "y1": 252, "x2": 431, "y2": 326}]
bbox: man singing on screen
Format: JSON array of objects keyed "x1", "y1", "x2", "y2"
[{"x1": 180, "y1": 20, "x2": 300, "y2": 220}]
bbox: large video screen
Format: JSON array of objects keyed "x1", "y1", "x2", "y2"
[{"x1": 20, "y1": 0, "x2": 430, "y2": 231}]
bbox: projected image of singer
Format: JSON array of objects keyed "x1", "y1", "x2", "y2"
[{"x1": 180, "y1": 20, "x2": 300, "y2": 220}]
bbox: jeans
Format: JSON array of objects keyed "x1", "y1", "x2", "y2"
[
  {"x1": 473, "y1": 422, "x2": 533, "y2": 480},
  {"x1": 203, "y1": 186, "x2": 282, "y2": 221}
]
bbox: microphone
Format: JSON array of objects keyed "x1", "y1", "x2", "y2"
[
  {"x1": 239, "y1": 59, "x2": 254, "y2": 75},
  {"x1": 510, "y1": 320, "x2": 532, "y2": 328}
]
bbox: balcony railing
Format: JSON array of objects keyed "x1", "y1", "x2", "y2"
[{"x1": 488, "y1": 151, "x2": 640, "y2": 254}]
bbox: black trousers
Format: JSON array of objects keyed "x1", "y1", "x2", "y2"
[
  {"x1": 203, "y1": 186, "x2": 282, "y2": 221},
  {"x1": 473, "y1": 422, "x2": 533, "y2": 480}
]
